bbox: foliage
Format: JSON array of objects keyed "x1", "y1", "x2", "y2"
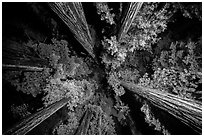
[
  {"x1": 122, "y1": 50, "x2": 152, "y2": 75},
  {"x1": 86, "y1": 104, "x2": 116, "y2": 135},
  {"x1": 171, "y1": 2, "x2": 202, "y2": 20},
  {"x1": 70, "y1": 57, "x2": 93, "y2": 78},
  {"x1": 53, "y1": 103, "x2": 117, "y2": 135},
  {"x1": 3, "y1": 69, "x2": 51, "y2": 97},
  {"x1": 141, "y1": 101, "x2": 170, "y2": 135},
  {"x1": 43, "y1": 78, "x2": 96, "y2": 110},
  {"x1": 52, "y1": 111, "x2": 79, "y2": 135},
  {"x1": 3, "y1": 2, "x2": 202, "y2": 135},
  {"x1": 37, "y1": 39, "x2": 72, "y2": 69},
  {"x1": 113, "y1": 97, "x2": 130, "y2": 125},
  {"x1": 139, "y1": 41, "x2": 201, "y2": 99},
  {"x1": 153, "y1": 41, "x2": 201, "y2": 71},
  {"x1": 117, "y1": 68, "x2": 140, "y2": 83},
  {"x1": 106, "y1": 61, "x2": 140, "y2": 97},
  {"x1": 41, "y1": 39, "x2": 96, "y2": 109},
  {"x1": 107, "y1": 71, "x2": 125, "y2": 96},
  {"x1": 96, "y1": 2, "x2": 115, "y2": 25},
  {"x1": 19, "y1": 70, "x2": 50, "y2": 97},
  {"x1": 4, "y1": 38, "x2": 96, "y2": 110},
  {"x1": 101, "y1": 3, "x2": 172, "y2": 70},
  {"x1": 101, "y1": 52, "x2": 122, "y2": 70},
  {"x1": 37, "y1": 39, "x2": 92, "y2": 79},
  {"x1": 35, "y1": 37, "x2": 103, "y2": 134},
  {"x1": 10, "y1": 104, "x2": 31, "y2": 119},
  {"x1": 101, "y1": 36, "x2": 127, "y2": 69},
  {"x1": 3, "y1": 71, "x2": 22, "y2": 86},
  {"x1": 120, "y1": 3, "x2": 172, "y2": 52},
  {"x1": 103, "y1": 36, "x2": 127, "y2": 62},
  {"x1": 3, "y1": 39, "x2": 83, "y2": 98}
]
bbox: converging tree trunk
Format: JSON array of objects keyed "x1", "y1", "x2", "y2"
[
  {"x1": 121, "y1": 81, "x2": 202, "y2": 134},
  {"x1": 2, "y1": 2, "x2": 202, "y2": 135},
  {"x1": 117, "y1": 2, "x2": 143, "y2": 41},
  {"x1": 3, "y1": 98, "x2": 69, "y2": 135},
  {"x1": 2, "y1": 64, "x2": 45, "y2": 72},
  {"x1": 49, "y1": 2, "x2": 95, "y2": 60}
]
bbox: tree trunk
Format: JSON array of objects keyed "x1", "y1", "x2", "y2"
[
  {"x1": 75, "y1": 108, "x2": 93, "y2": 135},
  {"x1": 3, "y1": 39, "x2": 49, "y2": 68},
  {"x1": 117, "y1": 2, "x2": 143, "y2": 41},
  {"x1": 2, "y1": 64, "x2": 45, "y2": 72},
  {"x1": 121, "y1": 81, "x2": 202, "y2": 134},
  {"x1": 3, "y1": 98, "x2": 69, "y2": 135},
  {"x1": 49, "y1": 2, "x2": 95, "y2": 60}
]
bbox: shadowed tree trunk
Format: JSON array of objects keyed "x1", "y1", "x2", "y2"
[
  {"x1": 3, "y1": 39, "x2": 49, "y2": 69},
  {"x1": 75, "y1": 108, "x2": 93, "y2": 135}
]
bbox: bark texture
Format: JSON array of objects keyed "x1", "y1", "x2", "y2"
[
  {"x1": 118, "y1": 2, "x2": 143, "y2": 41},
  {"x1": 3, "y1": 40, "x2": 49, "y2": 68},
  {"x1": 121, "y1": 81, "x2": 202, "y2": 134},
  {"x1": 75, "y1": 108, "x2": 93, "y2": 135},
  {"x1": 49, "y1": 2, "x2": 95, "y2": 59},
  {"x1": 3, "y1": 98, "x2": 69, "y2": 135}
]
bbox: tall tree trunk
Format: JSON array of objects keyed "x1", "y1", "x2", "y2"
[
  {"x1": 3, "y1": 39, "x2": 49, "y2": 68},
  {"x1": 3, "y1": 98, "x2": 69, "y2": 135},
  {"x1": 2, "y1": 64, "x2": 45, "y2": 72},
  {"x1": 121, "y1": 81, "x2": 202, "y2": 134},
  {"x1": 49, "y1": 2, "x2": 95, "y2": 60},
  {"x1": 117, "y1": 2, "x2": 143, "y2": 41},
  {"x1": 75, "y1": 108, "x2": 93, "y2": 135}
]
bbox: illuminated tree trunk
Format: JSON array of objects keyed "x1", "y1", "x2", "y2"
[
  {"x1": 49, "y1": 2, "x2": 95, "y2": 60},
  {"x1": 117, "y1": 2, "x2": 143, "y2": 41},
  {"x1": 3, "y1": 2, "x2": 201, "y2": 135},
  {"x1": 2, "y1": 64, "x2": 45, "y2": 72},
  {"x1": 121, "y1": 81, "x2": 202, "y2": 134},
  {"x1": 3, "y1": 98, "x2": 69, "y2": 135}
]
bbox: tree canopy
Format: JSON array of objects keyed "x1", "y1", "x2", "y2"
[{"x1": 2, "y1": 2, "x2": 202, "y2": 135}]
